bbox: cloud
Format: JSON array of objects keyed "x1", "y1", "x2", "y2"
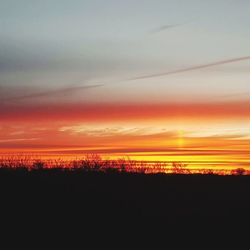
[
  {"x1": 0, "y1": 138, "x2": 39, "y2": 143},
  {"x1": 219, "y1": 91, "x2": 250, "y2": 100},
  {"x1": 59, "y1": 125, "x2": 173, "y2": 137},
  {"x1": 127, "y1": 56, "x2": 250, "y2": 81},
  {"x1": 1, "y1": 102, "x2": 250, "y2": 122},
  {"x1": 1, "y1": 84, "x2": 104, "y2": 103},
  {"x1": 150, "y1": 24, "x2": 182, "y2": 33},
  {"x1": 150, "y1": 22, "x2": 191, "y2": 34}
]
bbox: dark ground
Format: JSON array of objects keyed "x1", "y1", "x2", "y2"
[
  {"x1": 1, "y1": 170, "x2": 248, "y2": 249},
  {"x1": 1, "y1": 169, "x2": 250, "y2": 220}
]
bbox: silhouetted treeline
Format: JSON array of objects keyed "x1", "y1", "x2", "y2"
[{"x1": 0, "y1": 154, "x2": 248, "y2": 175}]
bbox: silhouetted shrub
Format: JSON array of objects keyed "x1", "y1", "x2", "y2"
[
  {"x1": 153, "y1": 162, "x2": 169, "y2": 173},
  {"x1": 136, "y1": 161, "x2": 148, "y2": 174},
  {"x1": 202, "y1": 169, "x2": 215, "y2": 175},
  {"x1": 33, "y1": 160, "x2": 45, "y2": 170},
  {"x1": 79, "y1": 154, "x2": 103, "y2": 171},
  {"x1": 231, "y1": 168, "x2": 246, "y2": 176},
  {"x1": 171, "y1": 162, "x2": 190, "y2": 174}
]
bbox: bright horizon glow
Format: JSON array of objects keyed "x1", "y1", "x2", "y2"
[{"x1": 1, "y1": 104, "x2": 250, "y2": 171}]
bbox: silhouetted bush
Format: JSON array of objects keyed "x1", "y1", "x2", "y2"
[
  {"x1": 33, "y1": 160, "x2": 45, "y2": 170},
  {"x1": 231, "y1": 168, "x2": 246, "y2": 176},
  {"x1": 202, "y1": 169, "x2": 215, "y2": 175},
  {"x1": 171, "y1": 162, "x2": 190, "y2": 174},
  {"x1": 80, "y1": 154, "x2": 103, "y2": 171}
]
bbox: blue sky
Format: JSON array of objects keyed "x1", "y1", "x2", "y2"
[{"x1": 1, "y1": 0, "x2": 250, "y2": 104}]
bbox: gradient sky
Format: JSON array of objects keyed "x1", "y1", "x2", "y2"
[{"x1": 1, "y1": 0, "x2": 250, "y2": 170}]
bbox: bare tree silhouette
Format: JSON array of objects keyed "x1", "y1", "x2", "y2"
[{"x1": 172, "y1": 162, "x2": 190, "y2": 174}]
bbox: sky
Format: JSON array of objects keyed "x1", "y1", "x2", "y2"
[{"x1": 1, "y1": 0, "x2": 250, "y2": 170}]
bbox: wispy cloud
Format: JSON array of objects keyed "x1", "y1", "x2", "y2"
[
  {"x1": 2, "y1": 102, "x2": 250, "y2": 122},
  {"x1": 127, "y1": 56, "x2": 250, "y2": 81},
  {"x1": 150, "y1": 22, "x2": 191, "y2": 34},
  {"x1": 0, "y1": 138, "x2": 39, "y2": 143},
  {"x1": 59, "y1": 125, "x2": 171, "y2": 137},
  {"x1": 219, "y1": 91, "x2": 250, "y2": 99},
  {"x1": 1, "y1": 84, "x2": 104, "y2": 103}
]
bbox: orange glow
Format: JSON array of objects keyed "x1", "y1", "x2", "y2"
[
  {"x1": 1, "y1": 101, "x2": 250, "y2": 172},
  {"x1": 1, "y1": 101, "x2": 250, "y2": 122}
]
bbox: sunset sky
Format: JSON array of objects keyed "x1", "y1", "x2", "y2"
[{"x1": 1, "y1": 0, "x2": 250, "y2": 170}]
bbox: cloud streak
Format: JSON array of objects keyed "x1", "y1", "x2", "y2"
[
  {"x1": 150, "y1": 21, "x2": 191, "y2": 34},
  {"x1": 1, "y1": 102, "x2": 250, "y2": 122},
  {"x1": 150, "y1": 24, "x2": 184, "y2": 34},
  {"x1": 2, "y1": 84, "x2": 104, "y2": 102},
  {"x1": 219, "y1": 91, "x2": 250, "y2": 99},
  {"x1": 127, "y1": 56, "x2": 250, "y2": 81}
]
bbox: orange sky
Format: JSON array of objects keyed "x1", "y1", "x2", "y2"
[
  {"x1": 1, "y1": 101, "x2": 250, "y2": 170},
  {"x1": 1, "y1": 101, "x2": 250, "y2": 122}
]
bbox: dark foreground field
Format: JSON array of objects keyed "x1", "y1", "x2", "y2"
[{"x1": 1, "y1": 169, "x2": 250, "y2": 223}]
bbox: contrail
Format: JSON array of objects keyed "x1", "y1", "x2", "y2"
[
  {"x1": 150, "y1": 21, "x2": 193, "y2": 34},
  {"x1": 150, "y1": 24, "x2": 183, "y2": 34},
  {"x1": 4, "y1": 84, "x2": 104, "y2": 102},
  {"x1": 127, "y1": 56, "x2": 250, "y2": 81}
]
